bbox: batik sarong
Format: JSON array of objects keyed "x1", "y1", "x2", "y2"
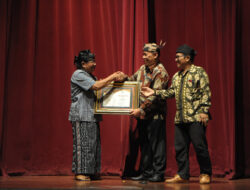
[{"x1": 71, "y1": 121, "x2": 101, "y2": 174}]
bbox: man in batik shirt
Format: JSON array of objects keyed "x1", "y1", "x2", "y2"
[
  {"x1": 141, "y1": 44, "x2": 212, "y2": 184},
  {"x1": 122, "y1": 43, "x2": 169, "y2": 182}
]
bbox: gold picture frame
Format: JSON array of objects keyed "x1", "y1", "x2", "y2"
[{"x1": 95, "y1": 81, "x2": 140, "y2": 114}]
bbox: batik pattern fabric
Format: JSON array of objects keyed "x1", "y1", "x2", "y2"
[
  {"x1": 155, "y1": 64, "x2": 211, "y2": 124},
  {"x1": 71, "y1": 121, "x2": 101, "y2": 175},
  {"x1": 128, "y1": 62, "x2": 169, "y2": 120}
]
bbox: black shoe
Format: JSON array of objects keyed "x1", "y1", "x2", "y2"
[
  {"x1": 90, "y1": 174, "x2": 101, "y2": 180},
  {"x1": 131, "y1": 174, "x2": 148, "y2": 181},
  {"x1": 148, "y1": 174, "x2": 164, "y2": 182}
]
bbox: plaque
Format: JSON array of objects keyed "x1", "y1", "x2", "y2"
[{"x1": 95, "y1": 81, "x2": 140, "y2": 114}]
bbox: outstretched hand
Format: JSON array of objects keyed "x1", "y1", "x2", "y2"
[
  {"x1": 141, "y1": 87, "x2": 155, "y2": 97},
  {"x1": 113, "y1": 71, "x2": 127, "y2": 82}
]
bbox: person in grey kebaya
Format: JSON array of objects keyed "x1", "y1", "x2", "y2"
[{"x1": 69, "y1": 49, "x2": 124, "y2": 181}]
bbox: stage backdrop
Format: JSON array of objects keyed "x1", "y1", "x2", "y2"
[{"x1": 0, "y1": 0, "x2": 249, "y2": 178}]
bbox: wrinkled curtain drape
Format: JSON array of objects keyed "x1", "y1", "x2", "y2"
[
  {"x1": 0, "y1": 0, "x2": 249, "y2": 178},
  {"x1": 0, "y1": 0, "x2": 148, "y2": 176}
]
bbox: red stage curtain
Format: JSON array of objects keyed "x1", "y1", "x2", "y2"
[
  {"x1": 235, "y1": 0, "x2": 250, "y2": 177},
  {"x1": 0, "y1": 0, "x2": 148, "y2": 176},
  {"x1": 0, "y1": 0, "x2": 249, "y2": 178}
]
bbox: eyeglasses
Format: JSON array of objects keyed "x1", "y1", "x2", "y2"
[{"x1": 175, "y1": 55, "x2": 185, "y2": 59}]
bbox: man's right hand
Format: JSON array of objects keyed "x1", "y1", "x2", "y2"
[{"x1": 114, "y1": 71, "x2": 127, "y2": 82}]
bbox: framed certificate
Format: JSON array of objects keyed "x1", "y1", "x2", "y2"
[{"x1": 95, "y1": 81, "x2": 140, "y2": 114}]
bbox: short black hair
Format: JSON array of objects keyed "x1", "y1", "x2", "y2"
[{"x1": 74, "y1": 50, "x2": 95, "y2": 69}]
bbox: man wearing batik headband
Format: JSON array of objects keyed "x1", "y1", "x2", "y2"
[
  {"x1": 121, "y1": 42, "x2": 169, "y2": 182},
  {"x1": 141, "y1": 44, "x2": 212, "y2": 184},
  {"x1": 69, "y1": 50, "x2": 123, "y2": 181}
]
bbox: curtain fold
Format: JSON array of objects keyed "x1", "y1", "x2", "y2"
[
  {"x1": 0, "y1": 0, "x2": 9, "y2": 176},
  {"x1": 235, "y1": 0, "x2": 250, "y2": 178}
]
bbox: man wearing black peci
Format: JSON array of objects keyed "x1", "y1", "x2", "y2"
[{"x1": 141, "y1": 44, "x2": 212, "y2": 184}]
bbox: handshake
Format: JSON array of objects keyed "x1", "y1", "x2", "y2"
[
  {"x1": 110, "y1": 71, "x2": 155, "y2": 97},
  {"x1": 111, "y1": 71, "x2": 128, "y2": 82}
]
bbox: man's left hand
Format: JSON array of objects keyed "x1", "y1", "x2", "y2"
[{"x1": 199, "y1": 113, "x2": 209, "y2": 126}]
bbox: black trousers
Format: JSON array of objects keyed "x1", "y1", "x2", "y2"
[
  {"x1": 137, "y1": 119, "x2": 166, "y2": 177},
  {"x1": 175, "y1": 122, "x2": 212, "y2": 179}
]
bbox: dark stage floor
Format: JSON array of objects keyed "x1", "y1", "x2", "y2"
[{"x1": 0, "y1": 176, "x2": 250, "y2": 190}]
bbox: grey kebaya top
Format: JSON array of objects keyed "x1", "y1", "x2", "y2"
[{"x1": 68, "y1": 69, "x2": 102, "y2": 122}]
